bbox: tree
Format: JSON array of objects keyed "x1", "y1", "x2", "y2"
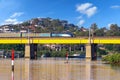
[
  {"x1": 22, "y1": 21, "x2": 30, "y2": 26},
  {"x1": 95, "y1": 28, "x2": 105, "y2": 36},
  {"x1": 104, "y1": 44, "x2": 113, "y2": 52},
  {"x1": 75, "y1": 30, "x2": 89, "y2": 36},
  {"x1": 0, "y1": 44, "x2": 24, "y2": 51},
  {"x1": 110, "y1": 24, "x2": 119, "y2": 31},
  {"x1": 90, "y1": 23, "x2": 98, "y2": 37},
  {"x1": 106, "y1": 24, "x2": 120, "y2": 36},
  {"x1": 97, "y1": 48, "x2": 107, "y2": 56},
  {"x1": 90, "y1": 23, "x2": 98, "y2": 31},
  {"x1": 113, "y1": 45, "x2": 120, "y2": 52}
]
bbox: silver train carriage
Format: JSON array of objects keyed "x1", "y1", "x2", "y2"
[{"x1": 0, "y1": 32, "x2": 73, "y2": 38}]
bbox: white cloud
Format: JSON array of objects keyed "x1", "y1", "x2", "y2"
[
  {"x1": 85, "y1": 7, "x2": 97, "y2": 17},
  {"x1": 4, "y1": 18, "x2": 22, "y2": 25},
  {"x1": 77, "y1": 19, "x2": 85, "y2": 26},
  {"x1": 108, "y1": 23, "x2": 112, "y2": 28},
  {"x1": 76, "y1": 3, "x2": 92, "y2": 12},
  {"x1": 10, "y1": 12, "x2": 24, "y2": 18},
  {"x1": 111, "y1": 5, "x2": 120, "y2": 9},
  {"x1": 76, "y1": 3, "x2": 97, "y2": 17},
  {"x1": 2, "y1": 12, "x2": 24, "y2": 25}
]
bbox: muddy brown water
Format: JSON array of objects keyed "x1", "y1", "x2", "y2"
[{"x1": 0, "y1": 58, "x2": 120, "y2": 80}]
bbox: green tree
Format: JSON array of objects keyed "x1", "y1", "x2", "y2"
[
  {"x1": 112, "y1": 45, "x2": 120, "y2": 52},
  {"x1": 104, "y1": 44, "x2": 113, "y2": 52},
  {"x1": 22, "y1": 21, "x2": 30, "y2": 26},
  {"x1": 95, "y1": 28, "x2": 105, "y2": 36},
  {"x1": 106, "y1": 24, "x2": 120, "y2": 36},
  {"x1": 90, "y1": 23, "x2": 98, "y2": 30},
  {"x1": 97, "y1": 48, "x2": 107, "y2": 56},
  {"x1": 110, "y1": 24, "x2": 119, "y2": 31},
  {"x1": 0, "y1": 44, "x2": 24, "y2": 51},
  {"x1": 90, "y1": 23, "x2": 98, "y2": 37}
]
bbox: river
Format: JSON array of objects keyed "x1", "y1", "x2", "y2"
[{"x1": 0, "y1": 58, "x2": 120, "y2": 80}]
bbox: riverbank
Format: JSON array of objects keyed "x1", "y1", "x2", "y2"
[{"x1": 102, "y1": 53, "x2": 120, "y2": 65}]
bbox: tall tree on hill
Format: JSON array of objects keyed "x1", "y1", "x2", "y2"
[
  {"x1": 90, "y1": 23, "x2": 98, "y2": 30},
  {"x1": 90, "y1": 23, "x2": 98, "y2": 37},
  {"x1": 95, "y1": 27, "x2": 106, "y2": 36},
  {"x1": 110, "y1": 24, "x2": 119, "y2": 31},
  {"x1": 106, "y1": 24, "x2": 120, "y2": 36}
]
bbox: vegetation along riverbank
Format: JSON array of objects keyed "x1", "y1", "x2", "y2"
[{"x1": 102, "y1": 53, "x2": 120, "y2": 65}]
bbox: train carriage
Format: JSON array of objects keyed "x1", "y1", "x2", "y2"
[{"x1": 0, "y1": 32, "x2": 73, "y2": 38}]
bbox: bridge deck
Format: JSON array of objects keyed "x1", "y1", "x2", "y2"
[{"x1": 0, "y1": 37, "x2": 120, "y2": 44}]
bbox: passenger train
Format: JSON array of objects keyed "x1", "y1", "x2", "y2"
[{"x1": 0, "y1": 32, "x2": 74, "y2": 38}]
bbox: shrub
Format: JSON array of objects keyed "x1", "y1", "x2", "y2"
[{"x1": 102, "y1": 53, "x2": 120, "y2": 64}]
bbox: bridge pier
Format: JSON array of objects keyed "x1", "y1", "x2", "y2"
[
  {"x1": 25, "y1": 44, "x2": 37, "y2": 60},
  {"x1": 25, "y1": 44, "x2": 30, "y2": 59},
  {"x1": 86, "y1": 44, "x2": 97, "y2": 60},
  {"x1": 30, "y1": 44, "x2": 37, "y2": 59}
]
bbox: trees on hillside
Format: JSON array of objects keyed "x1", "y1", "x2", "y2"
[{"x1": 106, "y1": 24, "x2": 120, "y2": 36}]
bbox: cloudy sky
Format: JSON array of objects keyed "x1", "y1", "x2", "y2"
[{"x1": 0, "y1": 0, "x2": 120, "y2": 28}]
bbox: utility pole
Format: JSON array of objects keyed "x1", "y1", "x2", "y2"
[
  {"x1": 89, "y1": 28, "x2": 91, "y2": 44},
  {"x1": 28, "y1": 28, "x2": 30, "y2": 44}
]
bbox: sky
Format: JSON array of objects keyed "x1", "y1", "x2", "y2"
[{"x1": 0, "y1": 0, "x2": 120, "y2": 28}]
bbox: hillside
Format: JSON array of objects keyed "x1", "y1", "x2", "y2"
[
  {"x1": 0, "y1": 17, "x2": 78, "y2": 33},
  {"x1": 1, "y1": 17, "x2": 120, "y2": 37}
]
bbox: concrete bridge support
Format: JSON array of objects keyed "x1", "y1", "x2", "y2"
[
  {"x1": 25, "y1": 44, "x2": 30, "y2": 59},
  {"x1": 30, "y1": 44, "x2": 37, "y2": 59},
  {"x1": 86, "y1": 44, "x2": 97, "y2": 60},
  {"x1": 25, "y1": 44, "x2": 37, "y2": 60}
]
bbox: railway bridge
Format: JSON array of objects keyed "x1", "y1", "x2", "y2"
[{"x1": 0, "y1": 37, "x2": 120, "y2": 60}]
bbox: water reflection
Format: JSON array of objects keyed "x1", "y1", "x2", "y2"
[
  {"x1": 24, "y1": 59, "x2": 30, "y2": 80},
  {"x1": 0, "y1": 58, "x2": 120, "y2": 80},
  {"x1": 86, "y1": 59, "x2": 91, "y2": 80},
  {"x1": 12, "y1": 70, "x2": 14, "y2": 80}
]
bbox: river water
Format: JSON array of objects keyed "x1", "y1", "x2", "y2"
[{"x1": 0, "y1": 58, "x2": 120, "y2": 80}]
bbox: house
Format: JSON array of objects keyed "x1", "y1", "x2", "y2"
[
  {"x1": 80, "y1": 27, "x2": 88, "y2": 32},
  {"x1": 0, "y1": 25, "x2": 14, "y2": 33},
  {"x1": 20, "y1": 29, "x2": 27, "y2": 33},
  {"x1": 44, "y1": 44, "x2": 63, "y2": 51}
]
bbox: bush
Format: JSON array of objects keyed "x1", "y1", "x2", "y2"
[{"x1": 102, "y1": 53, "x2": 120, "y2": 64}]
